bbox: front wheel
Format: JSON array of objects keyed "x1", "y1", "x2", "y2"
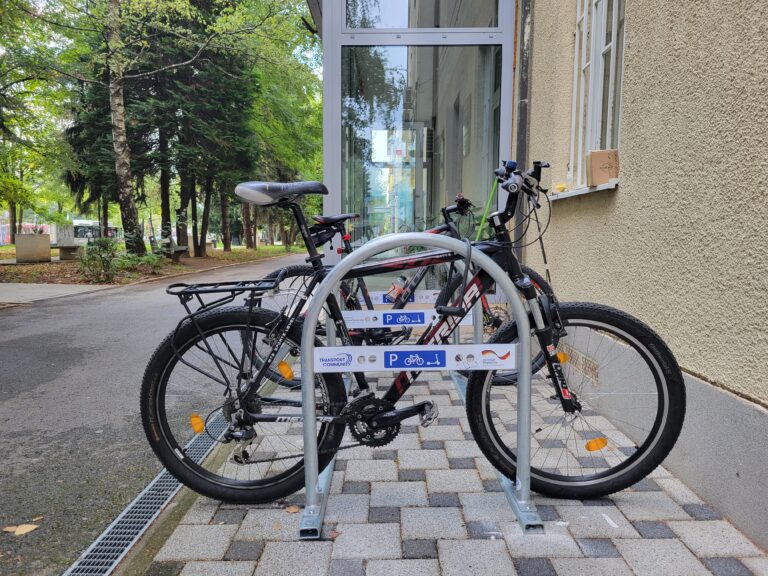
[{"x1": 466, "y1": 302, "x2": 686, "y2": 499}]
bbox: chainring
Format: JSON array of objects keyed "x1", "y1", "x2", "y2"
[{"x1": 345, "y1": 396, "x2": 400, "y2": 448}]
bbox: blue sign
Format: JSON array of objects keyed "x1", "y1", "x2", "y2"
[
  {"x1": 382, "y1": 312, "x2": 425, "y2": 326},
  {"x1": 385, "y1": 350, "x2": 446, "y2": 369},
  {"x1": 382, "y1": 293, "x2": 416, "y2": 304}
]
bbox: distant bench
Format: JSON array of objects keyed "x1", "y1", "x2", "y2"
[
  {"x1": 50, "y1": 243, "x2": 80, "y2": 261},
  {"x1": 154, "y1": 237, "x2": 188, "y2": 263}
]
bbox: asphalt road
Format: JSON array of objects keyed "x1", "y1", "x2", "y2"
[{"x1": 0, "y1": 254, "x2": 306, "y2": 576}]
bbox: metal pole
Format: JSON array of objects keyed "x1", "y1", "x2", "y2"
[{"x1": 299, "y1": 233, "x2": 540, "y2": 538}]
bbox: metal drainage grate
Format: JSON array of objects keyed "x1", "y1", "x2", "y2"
[{"x1": 63, "y1": 415, "x2": 228, "y2": 576}]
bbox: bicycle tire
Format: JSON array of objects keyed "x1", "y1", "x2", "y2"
[
  {"x1": 141, "y1": 307, "x2": 347, "y2": 504},
  {"x1": 466, "y1": 302, "x2": 686, "y2": 499},
  {"x1": 436, "y1": 264, "x2": 552, "y2": 383}
]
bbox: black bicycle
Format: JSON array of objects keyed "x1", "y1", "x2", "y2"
[{"x1": 141, "y1": 162, "x2": 686, "y2": 504}]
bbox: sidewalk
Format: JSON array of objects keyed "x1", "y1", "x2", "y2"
[
  {"x1": 0, "y1": 282, "x2": 109, "y2": 303},
  {"x1": 143, "y1": 372, "x2": 767, "y2": 576}
]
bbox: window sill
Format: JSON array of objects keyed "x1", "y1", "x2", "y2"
[{"x1": 549, "y1": 179, "x2": 619, "y2": 201}]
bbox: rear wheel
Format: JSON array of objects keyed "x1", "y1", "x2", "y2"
[
  {"x1": 466, "y1": 302, "x2": 686, "y2": 499},
  {"x1": 141, "y1": 307, "x2": 347, "y2": 504}
]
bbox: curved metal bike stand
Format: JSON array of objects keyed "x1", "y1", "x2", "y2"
[{"x1": 299, "y1": 233, "x2": 543, "y2": 539}]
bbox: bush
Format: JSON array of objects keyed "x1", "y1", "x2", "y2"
[
  {"x1": 79, "y1": 240, "x2": 164, "y2": 282},
  {"x1": 79, "y1": 238, "x2": 119, "y2": 282}
]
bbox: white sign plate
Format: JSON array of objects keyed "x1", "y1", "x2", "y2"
[
  {"x1": 341, "y1": 309, "x2": 473, "y2": 328},
  {"x1": 313, "y1": 344, "x2": 516, "y2": 373},
  {"x1": 367, "y1": 289, "x2": 506, "y2": 305}
]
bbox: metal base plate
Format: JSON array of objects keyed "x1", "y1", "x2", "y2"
[
  {"x1": 500, "y1": 475, "x2": 545, "y2": 533},
  {"x1": 299, "y1": 456, "x2": 336, "y2": 539}
]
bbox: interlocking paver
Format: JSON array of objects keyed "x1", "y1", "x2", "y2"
[
  {"x1": 576, "y1": 538, "x2": 621, "y2": 557},
  {"x1": 444, "y1": 440, "x2": 484, "y2": 458},
  {"x1": 179, "y1": 561, "x2": 256, "y2": 576},
  {"x1": 328, "y1": 559, "x2": 364, "y2": 576},
  {"x1": 370, "y1": 481, "x2": 428, "y2": 507},
  {"x1": 668, "y1": 521, "x2": 762, "y2": 557},
  {"x1": 459, "y1": 492, "x2": 517, "y2": 522},
  {"x1": 702, "y1": 557, "x2": 754, "y2": 576},
  {"x1": 236, "y1": 509, "x2": 300, "y2": 541},
  {"x1": 550, "y1": 558, "x2": 634, "y2": 576},
  {"x1": 181, "y1": 500, "x2": 220, "y2": 525},
  {"x1": 513, "y1": 557, "x2": 556, "y2": 576},
  {"x1": 742, "y1": 557, "x2": 768, "y2": 576},
  {"x1": 501, "y1": 521, "x2": 582, "y2": 558},
  {"x1": 366, "y1": 559, "x2": 440, "y2": 576},
  {"x1": 148, "y1": 368, "x2": 768, "y2": 576},
  {"x1": 614, "y1": 538, "x2": 710, "y2": 576},
  {"x1": 211, "y1": 509, "x2": 247, "y2": 525},
  {"x1": 631, "y1": 521, "x2": 676, "y2": 539},
  {"x1": 224, "y1": 540, "x2": 264, "y2": 561},
  {"x1": 556, "y1": 505, "x2": 639, "y2": 539},
  {"x1": 655, "y1": 478, "x2": 705, "y2": 505},
  {"x1": 156, "y1": 525, "x2": 239, "y2": 561},
  {"x1": 254, "y1": 542, "x2": 332, "y2": 576},
  {"x1": 437, "y1": 539, "x2": 516, "y2": 576},
  {"x1": 331, "y1": 523, "x2": 401, "y2": 559},
  {"x1": 425, "y1": 469, "x2": 483, "y2": 493},
  {"x1": 401, "y1": 507, "x2": 467, "y2": 539},
  {"x1": 611, "y1": 491, "x2": 691, "y2": 521},
  {"x1": 369, "y1": 506, "x2": 400, "y2": 523},
  {"x1": 397, "y1": 450, "x2": 449, "y2": 469},
  {"x1": 398, "y1": 469, "x2": 426, "y2": 481},
  {"x1": 466, "y1": 520, "x2": 502, "y2": 539},
  {"x1": 345, "y1": 460, "x2": 398, "y2": 481},
  {"x1": 683, "y1": 503, "x2": 722, "y2": 520},
  {"x1": 402, "y1": 539, "x2": 438, "y2": 559},
  {"x1": 419, "y1": 425, "x2": 465, "y2": 441},
  {"x1": 326, "y1": 494, "x2": 370, "y2": 523},
  {"x1": 429, "y1": 492, "x2": 460, "y2": 507}
]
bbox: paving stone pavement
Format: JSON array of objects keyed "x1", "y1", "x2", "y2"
[{"x1": 145, "y1": 372, "x2": 766, "y2": 576}]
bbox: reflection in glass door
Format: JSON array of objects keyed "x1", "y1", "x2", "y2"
[{"x1": 342, "y1": 45, "x2": 501, "y2": 246}]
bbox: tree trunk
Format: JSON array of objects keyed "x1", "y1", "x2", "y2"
[
  {"x1": 286, "y1": 221, "x2": 296, "y2": 252},
  {"x1": 252, "y1": 206, "x2": 259, "y2": 249},
  {"x1": 16, "y1": 204, "x2": 22, "y2": 234},
  {"x1": 107, "y1": 0, "x2": 145, "y2": 255},
  {"x1": 267, "y1": 212, "x2": 274, "y2": 245},
  {"x1": 101, "y1": 196, "x2": 109, "y2": 237},
  {"x1": 220, "y1": 189, "x2": 231, "y2": 252},
  {"x1": 198, "y1": 173, "x2": 213, "y2": 257},
  {"x1": 158, "y1": 126, "x2": 171, "y2": 239},
  {"x1": 176, "y1": 172, "x2": 194, "y2": 248},
  {"x1": 242, "y1": 203, "x2": 254, "y2": 249},
  {"x1": 8, "y1": 200, "x2": 16, "y2": 244},
  {"x1": 191, "y1": 186, "x2": 200, "y2": 257}
]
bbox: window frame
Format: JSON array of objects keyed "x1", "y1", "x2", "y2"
[{"x1": 568, "y1": 0, "x2": 625, "y2": 189}]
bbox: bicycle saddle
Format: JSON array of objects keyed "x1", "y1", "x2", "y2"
[
  {"x1": 235, "y1": 181, "x2": 328, "y2": 206},
  {"x1": 312, "y1": 213, "x2": 359, "y2": 226}
]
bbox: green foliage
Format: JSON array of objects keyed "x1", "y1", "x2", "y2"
[
  {"x1": 79, "y1": 237, "x2": 119, "y2": 282},
  {"x1": 79, "y1": 238, "x2": 163, "y2": 281}
]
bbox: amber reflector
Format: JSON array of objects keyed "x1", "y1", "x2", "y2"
[
  {"x1": 277, "y1": 361, "x2": 294, "y2": 380},
  {"x1": 189, "y1": 413, "x2": 205, "y2": 434},
  {"x1": 556, "y1": 351, "x2": 569, "y2": 364},
  {"x1": 585, "y1": 437, "x2": 608, "y2": 452}
]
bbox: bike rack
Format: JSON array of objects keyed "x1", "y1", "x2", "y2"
[{"x1": 299, "y1": 233, "x2": 543, "y2": 539}]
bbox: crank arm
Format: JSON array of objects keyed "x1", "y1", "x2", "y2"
[{"x1": 370, "y1": 401, "x2": 437, "y2": 428}]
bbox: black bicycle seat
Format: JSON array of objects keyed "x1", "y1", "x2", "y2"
[
  {"x1": 235, "y1": 181, "x2": 328, "y2": 206},
  {"x1": 312, "y1": 213, "x2": 359, "y2": 226}
]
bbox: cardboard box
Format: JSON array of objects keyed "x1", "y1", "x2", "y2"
[{"x1": 586, "y1": 149, "x2": 620, "y2": 187}]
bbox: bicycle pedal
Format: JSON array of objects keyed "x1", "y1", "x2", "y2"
[{"x1": 419, "y1": 401, "x2": 439, "y2": 427}]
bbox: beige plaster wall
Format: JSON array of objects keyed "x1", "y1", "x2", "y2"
[{"x1": 523, "y1": 0, "x2": 768, "y2": 403}]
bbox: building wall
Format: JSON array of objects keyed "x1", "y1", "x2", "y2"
[{"x1": 523, "y1": 0, "x2": 768, "y2": 405}]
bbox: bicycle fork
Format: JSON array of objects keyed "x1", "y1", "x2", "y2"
[{"x1": 518, "y1": 279, "x2": 579, "y2": 414}]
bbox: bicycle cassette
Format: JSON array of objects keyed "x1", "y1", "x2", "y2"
[{"x1": 345, "y1": 396, "x2": 399, "y2": 448}]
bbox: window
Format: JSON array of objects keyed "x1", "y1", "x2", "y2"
[{"x1": 568, "y1": 0, "x2": 626, "y2": 187}]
